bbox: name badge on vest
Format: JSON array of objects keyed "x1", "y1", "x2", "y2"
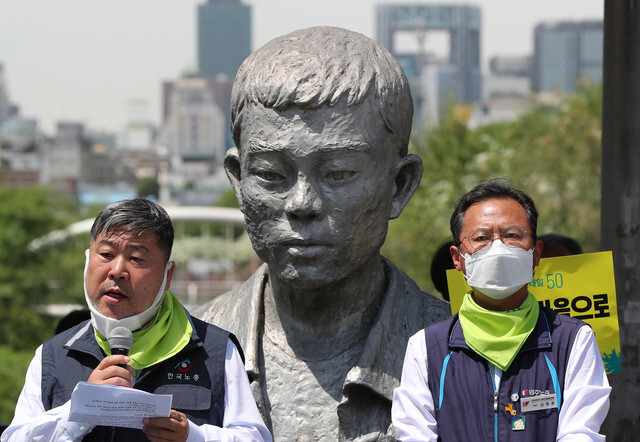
[{"x1": 520, "y1": 393, "x2": 557, "y2": 412}]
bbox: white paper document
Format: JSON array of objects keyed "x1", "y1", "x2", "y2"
[{"x1": 69, "y1": 382, "x2": 172, "y2": 429}]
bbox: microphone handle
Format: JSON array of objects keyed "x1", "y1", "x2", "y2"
[
  {"x1": 111, "y1": 347, "x2": 129, "y2": 368},
  {"x1": 109, "y1": 345, "x2": 130, "y2": 439}
]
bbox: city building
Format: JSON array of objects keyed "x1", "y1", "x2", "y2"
[
  {"x1": 0, "y1": 117, "x2": 39, "y2": 151},
  {"x1": 117, "y1": 99, "x2": 155, "y2": 150},
  {"x1": 0, "y1": 63, "x2": 12, "y2": 127},
  {"x1": 40, "y1": 122, "x2": 132, "y2": 203},
  {"x1": 154, "y1": 76, "x2": 233, "y2": 205},
  {"x1": 489, "y1": 55, "x2": 531, "y2": 78},
  {"x1": 157, "y1": 76, "x2": 231, "y2": 164},
  {"x1": 423, "y1": 65, "x2": 458, "y2": 126},
  {"x1": 484, "y1": 55, "x2": 531, "y2": 101},
  {"x1": 197, "y1": 0, "x2": 251, "y2": 80},
  {"x1": 0, "y1": 117, "x2": 41, "y2": 188},
  {"x1": 376, "y1": 3, "x2": 482, "y2": 127},
  {"x1": 532, "y1": 20, "x2": 603, "y2": 93}
]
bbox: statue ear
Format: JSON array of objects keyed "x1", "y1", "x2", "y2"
[
  {"x1": 224, "y1": 147, "x2": 243, "y2": 208},
  {"x1": 390, "y1": 153, "x2": 423, "y2": 219}
]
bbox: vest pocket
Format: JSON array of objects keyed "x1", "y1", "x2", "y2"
[{"x1": 153, "y1": 384, "x2": 212, "y2": 411}]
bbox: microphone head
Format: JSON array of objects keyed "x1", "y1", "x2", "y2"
[{"x1": 108, "y1": 326, "x2": 133, "y2": 351}]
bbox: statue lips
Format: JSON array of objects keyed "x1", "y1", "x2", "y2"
[{"x1": 281, "y1": 238, "x2": 331, "y2": 259}]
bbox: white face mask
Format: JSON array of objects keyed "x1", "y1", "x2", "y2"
[
  {"x1": 462, "y1": 240, "x2": 534, "y2": 300},
  {"x1": 83, "y1": 249, "x2": 172, "y2": 337}
]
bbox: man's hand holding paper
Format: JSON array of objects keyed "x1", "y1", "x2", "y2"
[{"x1": 69, "y1": 382, "x2": 172, "y2": 430}]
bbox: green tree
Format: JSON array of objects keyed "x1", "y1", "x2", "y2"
[
  {"x1": 384, "y1": 84, "x2": 602, "y2": 294},
  {"x1": 0, "y1": 187, "x2": 85, "y2": 422},
  {"x1": 137, "y1": 176, "x2": 160, "y2": 199},
  {"x1": 215, "y1": 188, "x2": 239, "y2": 209}
]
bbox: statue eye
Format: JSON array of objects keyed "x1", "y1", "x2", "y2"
[
  {"x1": 257, "y1": 171, "x2": 283, "y2": 181},
  {"x1": 325, "y1": 170, "x2": 355, "y2": 182}
]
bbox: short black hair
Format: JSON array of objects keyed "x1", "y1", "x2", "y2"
[
  {"x1": 54, "y1": 309, "x2": 90, "y2": 335},
  {"x1": 90, "y1": 198, "x2": 174, "y2": 262},
  {"x1": 450, "y1": 178, "x2": 539, "y2": 246},
  {"x1": 539, "y1": 233, "x2": 583, "y2": 255},
  {"x1": 430, "y1": 240, "x2": 455, "y2": 302}
]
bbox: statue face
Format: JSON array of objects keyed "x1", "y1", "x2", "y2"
[{"x1": 232, "y1": 100, "x2": 398, "y2": 288}]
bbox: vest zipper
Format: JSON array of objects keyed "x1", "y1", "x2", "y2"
[{"x1": 489, "y1": 364, "x2": 501, "y2": 442}]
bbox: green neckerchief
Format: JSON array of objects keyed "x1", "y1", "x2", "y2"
[
  {"x1": 95, "y1": 291, "x2": 192, "y2": 370},
  {"x1": 458, "y1": 291, "x2": 539, "y2": 371}
]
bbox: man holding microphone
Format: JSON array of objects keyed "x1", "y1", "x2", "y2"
[{"x1": 2, "y1": 198, "x2": 270, "y2": 441}]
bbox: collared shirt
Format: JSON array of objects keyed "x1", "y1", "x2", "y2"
[
  {"x1": 392, "y1": 323, "x2": 611, "y2": 441},
  {"x1": 2, "y1": 326, "x2": 272, "y2": 442},
  {"x1": 193, "y1": 258, "x2": 451, "y2": 440}
]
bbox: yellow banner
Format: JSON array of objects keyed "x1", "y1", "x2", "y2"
[{"x1": 446, "y1": 251, "x2": 621, "y2": 374}]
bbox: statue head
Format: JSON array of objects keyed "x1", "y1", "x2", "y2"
[
  {"x1": 230, "y1": 26, "x2": 414, "y2": 156},
  {"x1": 225, "y1": 26, "x2": 422, "y2": 289}
]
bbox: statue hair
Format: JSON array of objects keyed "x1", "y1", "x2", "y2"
[{"x1": 230, "y1": 26, "x2": 414, "y2": 156}]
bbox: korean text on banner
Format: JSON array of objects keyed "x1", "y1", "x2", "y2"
[{"x1": 446, "y1": 251, "x2": 621, "y2": 374}]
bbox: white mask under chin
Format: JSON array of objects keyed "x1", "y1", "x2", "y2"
[
  {"x1": 463, "y1": 240, "x2": 534, "y2": 300},
  {"x1": 83, "y1": 249, "x2": 172, "y2": 337}
]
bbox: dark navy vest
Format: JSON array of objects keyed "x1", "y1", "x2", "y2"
[
  {"x1": 425, "y1": 306, "x2": 584, "y2": 441},
  {"x1": 41, "y1": 315, "x2": 237, "y2": 441}
]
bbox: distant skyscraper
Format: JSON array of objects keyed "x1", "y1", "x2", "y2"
[
  {"x1": 0, "y1": 63, "x2": 12, "y2": 126},
  {"x1": 489, "y1": 56, "x2": 531, "y2": 78},
  {"x1": 376, "y1": 4, "x2": 482, "y2": 125},
  {"x1": 197, "y1": 0, "x2": 251, "y2": 80},
  {"x1": 157, "y1": 77, "x2": 231, "y2": 164},
  {"x1": 423, "y1": 65, "x2": 458, "y2": 126},
  {"x1": 118, "y1": 99, "x2": 155, "y2": 150},
  {"x1": 532, "y1": 21, "x2": 603, "y2": 93}
]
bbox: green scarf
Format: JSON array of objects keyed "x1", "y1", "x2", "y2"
[
  {"x1": 458, "y1": 291, "x2": 539, "y2": 371},
  {"x1": 95, "y1": 291, "x2": 192, "y2": 370}
]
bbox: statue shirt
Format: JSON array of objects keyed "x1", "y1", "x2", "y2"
[{"x1": 193, "y1": 257, "x2": 450, "y2": 441}]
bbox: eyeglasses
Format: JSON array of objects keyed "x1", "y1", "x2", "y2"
[{"x1": 461, "y1": 225, "x2": 530, "y2": 253}]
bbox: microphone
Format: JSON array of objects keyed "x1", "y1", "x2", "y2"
[
  {"x1": 106, "y1": 327, "x2": 133, "y2": 441},
  {"x1": 107, "y1": 326, "x2": 133, "y2": 367}
]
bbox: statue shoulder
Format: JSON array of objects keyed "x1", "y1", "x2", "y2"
[
  {"x1": 190, "y1": 265, "x2": 267, "y2": 331},
  {"x1": 383, "y1": 257, "x2": 452, "y2": 324}
]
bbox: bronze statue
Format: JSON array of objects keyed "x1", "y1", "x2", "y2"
[{"x1": 194, "y1": 26, "x2": 449, "y2": 440}]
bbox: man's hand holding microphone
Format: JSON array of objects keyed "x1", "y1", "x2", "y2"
[{"x1": 87, "y1": 326, "x2": 133, "y2": 387}]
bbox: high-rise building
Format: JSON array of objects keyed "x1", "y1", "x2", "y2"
[
  {"x1": 489, "y1": 56, "x2": 531, "y2": 78},
  {"x1": 157, "y1": 76, "x2": 232, "y2": 165},
  {"x1": 197, "y1": 0, "x2": 251, "y2": 80},
  {"x1": 376, "y1": 4, "x2": 482, "y2": 125},
  {"x1": 423, "y1": 65, "x2": 458, "y2": 126},
  {"x1": 532, "y1": 21, "x2": 603, "y2": 93},
  {"x1": 118, "y1": 99, "x2": 155, "y2": 150},
  {"x1": 0, "y1": 63, "x2": 12, "y2": 126}
]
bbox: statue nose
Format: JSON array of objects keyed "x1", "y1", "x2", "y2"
[{"x1": 284, "y1": 176, "x2": 322, "y2": 218}]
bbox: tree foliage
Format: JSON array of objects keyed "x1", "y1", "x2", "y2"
[
  {"x1": 0, "y1": 187, "x2": 86, "y2": 346},
  {"x1": 383, "y1": 84, "x2": 602, "y2": 293},
  {"x1": 0, "y1": 187, "x2": 85, "y2": 422},
  {"x1": 137, "y1": 176, "x2": 160, "y2": 199}
]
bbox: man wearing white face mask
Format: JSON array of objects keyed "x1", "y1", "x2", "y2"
[
  {"x1": 392, "y1": 178, "x2": 611, "y2": 441},
  {"x1": 2, "y1": 199, "x2": 271, "y2": 442}
]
